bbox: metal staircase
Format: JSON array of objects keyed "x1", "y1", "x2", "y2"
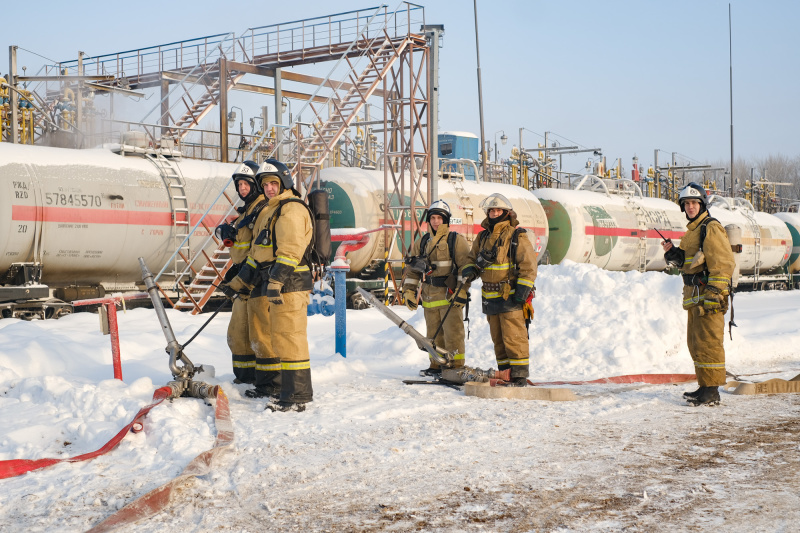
[
  {"x1": 148, "y1": 4, "x2": 432, "y2": 314},
  {"x1": 289, "y1": 32, "x2": 421, "y2": 192}
]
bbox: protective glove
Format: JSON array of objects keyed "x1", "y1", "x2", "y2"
[
  {"x1": 461, "y1": 265, "x2": 479, "y2": 284},
  {"x1": 702, "y1": 286, "x2": 724, "y2": 314},
  {"x1": 403, "y1": 289, "x2": 418, "y2": 311},
  {"x1": 223, "y1": 262, "x2": 241, "y2": 283},
  {"x1": 450, "y1": 287, "x2": 469, "y2": 309},
  {"x1": 218, "y1": 283, "x2": 238, "y2": 301},
  {"x1": 664, "y1": 245, "x2": 685, "y2": 269},
  {"x1": 514, "y1": 284, "x2": 534, "y2": 304},
  {"x1": 215, "y1": 223, "x2": 237, "y2": 247},
  {"x1": 266, "y1": 280, "x2": 285, "y2": 305}
]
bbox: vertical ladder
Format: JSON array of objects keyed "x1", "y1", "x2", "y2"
[
  {"x1": 629, "y1": 200, "x2": 649, "y2": 272},
  {"x1": 742, "y1": 210, "x2": 761, "y2": 285},
  {"x1": 449, "y1": 176, "x2": 475, "y2": 242},
  {"x1": 146, "y1": 153, "x2": 191, "y2": 276}
]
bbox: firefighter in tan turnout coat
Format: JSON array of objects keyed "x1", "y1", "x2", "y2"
[
  {"x1": 460, "y1": 193, "x2": 538, "y2": 386},
  {"x1": 215, "y1": 160, "x2": 263, "y2": 385},
  {"x1": 225, "y1": 159, "x2": 314, "y2": 412},
  {"x1": 663, "y1": 183, "x2": 735, "y2": 406},
  {"x1": 402, "y1": 200, "x2": 471, "y2": 377}
]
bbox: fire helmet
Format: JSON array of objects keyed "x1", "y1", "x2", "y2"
[
  {"x1": 678, "y1": 182, "x2": 708, "y2": 212},
  {"x1": 479, "y1": 193, "x2": 513, "y2": 214},
  {"x1": 256, "y1": 158, "x2": 294, "y2": 191},
  {"x1": 426, "y1": 199, "x2": 451, "y2": 225},
  {"x1": 232, "y1": 160, "x2": 261, "y2": 203}
]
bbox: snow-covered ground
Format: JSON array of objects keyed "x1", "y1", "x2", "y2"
[{"x1": 1, "y1": 261, "x2": 799, "y2": 532}]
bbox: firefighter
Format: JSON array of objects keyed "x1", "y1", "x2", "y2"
[
  {"x1": 402, "y1": 200, "x2": 471, "y2": 377},
  {"x1": 254, "y1": 159, "x2": 314, "y2": 412},
  {"x1": 221, "y1": 162, "x2": 284, "y2": 400},
  {"x1": 460, "y1": 193, "x2": 537, "y2": 386},
  {"x1": 662, "y1": 182, "x2": 735, "y2": 406},
  {"x1": 215, "y1": 160, "x2": 263, "y2": 385}
]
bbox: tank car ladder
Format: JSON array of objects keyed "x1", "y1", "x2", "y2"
[
  {"x1": 449, "y1": 176, "x2": 475, "y2": 241},
  {"x1": 741, "y1": 209, "x2": 762, "y2": 285},
  {"x1": 628, "y1": 200, "x2": 649, "y2": 272},
  {"x1": 146, "y1": 153, "x2": 192, "y2": 276}
]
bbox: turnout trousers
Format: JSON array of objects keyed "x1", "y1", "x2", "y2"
[
  {"x1": 422, "y1": 292, "x2": 466, "y2": 370},
  {"x1": 270, "y1": 291, "x2": 313, "y2": 404},
  {"x1": 227, "y1": 296, "x2": 255, "y2": 383},
  {"x1": 487, "y1": 309, "x2": 530, "y2": 379},
  {"x1": 248, "y1": 295, "x2": 281, "y2": 392},
  {"x1": 686, "y1": 306, "x2": 726, "y2": 387}
]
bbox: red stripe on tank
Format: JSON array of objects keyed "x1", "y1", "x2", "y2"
[
  {"x1": 585, "y1": 226, "x2": 685, "y2": 239},
  {"x1": 11, "y1": 205, "x2": 227, "y2": 227}
]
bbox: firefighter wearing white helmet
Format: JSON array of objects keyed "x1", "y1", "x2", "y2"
[
  {"x1": 662, "y1": 182, "x2": 735, "y2": 406},
  {"x1": 402, "y1": 200, "x2": 471, "y2": 377},
  {"x1": 459, "y1": 193, "x2": 538, "y2": 386},
  {"x1": 216, "y1": 160, "x2": 265, "y2": 385}
]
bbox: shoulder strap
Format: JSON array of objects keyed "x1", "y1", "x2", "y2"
[
  {"x1": 419, "y1": 233, "x2": 431, "y2": 256},
  {"x1": 510, "y1": 227, "x2": 527, "y2": 270},
  {"x1": 699, "y1": 216, "x2": 718, "y2": 251},
  {"x1": 447, "y1": 231, "x2": 458, "y2": 274},
  {"x1": 269, "y1": 197, "x2": 315, "y2": 263},
  {"x1": 236, "y1": 199, "x2": 269, "y2": 230}
]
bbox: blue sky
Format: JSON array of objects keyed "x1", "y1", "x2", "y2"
[{"x1": 3, "y1": 0, "x2": 798, "y2": 175}]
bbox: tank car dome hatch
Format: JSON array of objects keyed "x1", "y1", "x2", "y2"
[{"x1": 317, "y1": 167, "x2": 549, "y2": 277}]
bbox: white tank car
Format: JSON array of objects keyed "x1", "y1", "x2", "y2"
[
  {"x1": 707, "y1": 196, "x2": 792, "y2": 278},
  {"x1": 534, "y1": 177, "x2": 687, "y2": 271},
  {"x1": 317, "y1": 167, "x2": 549, "y2": 275},
  {"x1": 773, "y1": 204, "x2": 800, "y2": 275},
  {"x1": 1, "y1": 143, "x2": 238, "y2": 290}
]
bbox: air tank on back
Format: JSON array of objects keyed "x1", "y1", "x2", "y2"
[
  {"x1": 317, "y1": 166, "x2": 549, "y2": 276},
  {"x1": 534, "y1": 176, "x2": 686, "y2": 271},
  {"x1": 0, "y1": 142, "x2": 237, "y2": 298}
]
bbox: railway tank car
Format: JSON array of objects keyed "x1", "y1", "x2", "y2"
[
  {"x1": 1, "y1": 142, "x2": 238, "y2": 317},
  {"x1": 773, "y1": 203, "x2": 800, "y2": 281},
  {"x1": 533, "y1": 176, "x2": 793, "y2": 289},
  {"x1": 707, "y1": 196, "x2": 792, "y2": 288},
  {"x1": 534, "y1": 177, "x2": 687, "y2": 271},
  {"x1": 318, "y1": 166, "x2": 549, "y2": 305}
]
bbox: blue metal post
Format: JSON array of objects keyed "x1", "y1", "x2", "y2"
[{"x1": 331, "y1": 264, "x2": 349, "y2": 358}]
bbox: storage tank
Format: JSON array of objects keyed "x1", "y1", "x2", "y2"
[
  {"x1": 0, "y1": 143, "x2": 237, "y2": 290},
  {"x1": 773, "y1": 204, "x2": 800, "y2": 275},
  {"x1": 534, "y1": 177, "x2": 686, "y2": 271},
  {"x1": 318, "y1": 167, "x2": 549, "y2": 275}
]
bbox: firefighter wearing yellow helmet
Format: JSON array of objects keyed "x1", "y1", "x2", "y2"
[
  {"x1": 226, "y1": 158, "x2": 314, "y2": 412},
  {"x1": 662, "y1": 183, "x2": 735, "y2": 406},
  {"x1": 402, "y1": 200, "x2": 471, "y2": 377},
  {"x1": 459, "y1": 193, "x2": 538, "y2": 386}
]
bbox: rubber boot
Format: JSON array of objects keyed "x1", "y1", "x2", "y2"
[
  {"x1": 232, "y1": 354, "x2": 256, "y2": 385},
  {"x1": 509, "y1": 376, "x2": 528, "y2": 387},
  {"x1": 686, "y1": 386, "x2": 720, "y2": 406},
  {"x1": 246, "y1": 356, "x2": 281, "y2": 399},
  {"x1": 266, "y1": 364, "x2": 313, "y2": 412},
  {"x1": 683, "y1": 386, "x2": 702, "y2": 400},
  {"x1": 419, "y1": 367, "x2": 442, "y2": 378}
]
